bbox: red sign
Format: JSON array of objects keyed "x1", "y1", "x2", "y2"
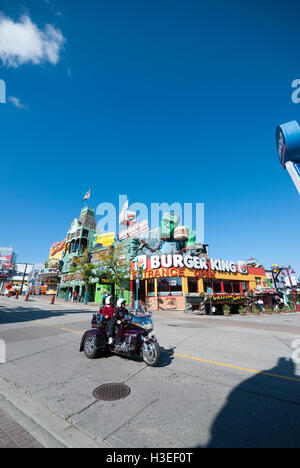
[
  {"x1": 0, "y1": 247, "x2": 14, "y2": 278},
  {"x1": 50, "y1": 239, "x2": 66, "y2": 257}
]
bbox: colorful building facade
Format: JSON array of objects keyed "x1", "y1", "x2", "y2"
[
  {"x1": 130, "y1": 255, "x2": 267, "y2": 312},
  {"x1": 58, "y1": 207, "x2": 98, "y2": 300}
]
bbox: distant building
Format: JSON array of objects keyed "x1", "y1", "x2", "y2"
[
  {"x1": 10, "y1": 263, "x2": 34, "y2": 292},
  {"x1": 59, "y1": 207, "x2": 98, "y2": 300},
  {"x1": 0, "y1": 246, "x2": 17, "y2": 292}
]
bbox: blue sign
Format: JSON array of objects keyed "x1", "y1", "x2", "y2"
[{"x1": 276, "y1": 121, "x2": 300, "y2": 168}]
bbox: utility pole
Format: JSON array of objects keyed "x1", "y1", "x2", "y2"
[{"x1": 20, "y1": 264, "x2": 28, "y2": 295}]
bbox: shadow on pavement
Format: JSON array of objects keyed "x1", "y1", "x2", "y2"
[
  {"x1": 0, "y1": 303, "x2": 92, "y2": 325},
  {"x1": 157, "y1": 347, "x2": 175, "y2": 367},
  {"x1": 201, "y1": 357, "x2": 300, "y2": 448}
]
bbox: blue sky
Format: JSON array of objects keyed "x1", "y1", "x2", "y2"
[{"x1": 0, "y1": 0, "x2": 299, "y2": 276}]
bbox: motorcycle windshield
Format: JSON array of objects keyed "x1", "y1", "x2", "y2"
[{"x1": 130, "y1": 314, "x2": 153, "y2": 331}]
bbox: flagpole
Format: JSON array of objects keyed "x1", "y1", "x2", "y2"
[{"x1": 83, "y1": 188, "x2": 91, "y2": 209}]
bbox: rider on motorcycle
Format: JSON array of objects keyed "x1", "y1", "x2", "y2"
[
  {"x1": 113, "y1": 299, "x2": 129, "y2": 343},
  {"x1": 101, "y1": 296, "x2": 116, "y2": 344},
  {"x1": 115, "y1": 298, "x2": 128, "y2": 324}
]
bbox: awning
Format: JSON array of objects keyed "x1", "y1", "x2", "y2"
[{"x1": 254, "y1": 288, "x2": 278, "y2": 295}]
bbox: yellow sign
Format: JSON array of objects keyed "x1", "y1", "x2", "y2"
[
  {"x1": 49, "y1": 239, "x2": 66, "y2": 260},
  {"x1": 95, "y1": 233, "x2": 115, "y2": 247}
]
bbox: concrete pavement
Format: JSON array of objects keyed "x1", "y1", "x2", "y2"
[{"x1": 1, "y1": 296, "x2": 300, "y2": 448}]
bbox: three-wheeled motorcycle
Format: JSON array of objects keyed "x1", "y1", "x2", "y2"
[{"x1": 80, "y1": 311, "x2": 160, "y2": 367}]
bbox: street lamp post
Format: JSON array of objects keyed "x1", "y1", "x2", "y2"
[
  {"x1": 135, "y1": 266, "x2": 143, "y2": 313},
  {"x1": 20, "y1": 264, "x2": 28, "y2": 295}
]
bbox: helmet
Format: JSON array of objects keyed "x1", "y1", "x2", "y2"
[
  {"x1": 105, "y1": 296, "x2": 113, "y2": 305},
  {"x1": 117, "y1": 298, "x2": 126, "y2": 308}
]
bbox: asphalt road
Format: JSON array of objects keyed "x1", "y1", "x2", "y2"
[{"x1": 1, "y1": 296, "x2": 300, "y2": 448}]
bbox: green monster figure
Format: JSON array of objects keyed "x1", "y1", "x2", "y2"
[
  {"x1": 161, "y1": 213, "x2": 180, "y2": 239},
  {"x1": 184, "y1": 226, "x2": 196, "y2": 248}
]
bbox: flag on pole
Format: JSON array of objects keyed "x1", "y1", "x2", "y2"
[{"x1": 83, "y1": 188, "x2": 91, "y2": 201}]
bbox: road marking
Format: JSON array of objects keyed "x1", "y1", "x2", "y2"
[
  {"x1": 172, "y1": 352, "x2": 300, "y2": 383},
  {"x1": 14, "y1": 318, "x2": 300, "y2": 384},
  {"x1": 34, "y1": 321, "x2": 84, "y2": 335}
]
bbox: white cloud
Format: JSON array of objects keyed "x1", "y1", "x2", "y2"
[
  {"x1": 0, "y1": 13, "x2": 65, "y2": 67},
  {"x1": 8, "y1": 96, "x2": 28, "y2": 109}
]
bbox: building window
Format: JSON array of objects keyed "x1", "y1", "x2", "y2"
[
  {"x1": 157, "y1": 278, "x2": 183, "y2": 296},
  {"x1": 147, "y1": 279, "x2": 155, "y2": 297},
  {"x1": 170, "y1": 278, "x2": 182, "y2": 296},
  {"x1": 157, "y1": 278, "x2": 170, "y2": 296},
  {"x1": 232, "y1": 281, "x2": 241, "y2": 293},
  {"x1": 223, "y1": 281, "x2": 233, "y2": 294},
  {"x1": 203, "y1": 280, "x2": 213, "y2": 293},
  {"x1": 241, "y1": 282, "x2": 249, "y2": 292},
  {"x1": 188, "y1": 278, "x2": 198, "y2": 293},
  {"x1": 212, "y1": 280, "x2": 222, "y2": 293}
]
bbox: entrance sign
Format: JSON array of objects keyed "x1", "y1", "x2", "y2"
[{"x1": 149, "y1": 254, "x2": 247, "y2": 274}]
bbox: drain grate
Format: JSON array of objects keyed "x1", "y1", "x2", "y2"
[{"x1": 93, "y1": 383, "x2": 131, "y2": 401}]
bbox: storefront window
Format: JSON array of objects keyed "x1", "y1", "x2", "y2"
[
  {"x1": 157, "y1": 278, "x2": 170, "y2": 296},
  {"x1": 188, "y1": 278, "x2": 198, "y2": 293},
  {"x1": 232, "y1": 281, "x2": 241, "y2": 293},
  {"x1": 147, "y1": 279, "x2": 155, "y2": 297},
  {"x1": 223, "y1": 281, "x2": 233, "y2": 294},
  {"x1": 170, "y1": 278, "x2": 182, "y2": 296},
  {"x1": 212, "y1": 280, "x2": 222, "y2": 293},
  {"x1": 203, "y1": 280, "x2": 213, "y2": 293},
  {"x1": 241, "y1": 282, "x2": 249, "y2": 292},
  {"x1": 157, "y1": 278, "x2": 182, "y2": 296}
]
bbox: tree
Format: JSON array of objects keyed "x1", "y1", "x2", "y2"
[
  {"x1": 69, "y1": 249, "x2": 98, "y2": 304},
  {"x1": 99, "y1": 244, "x2": 130, "y2": 297}
]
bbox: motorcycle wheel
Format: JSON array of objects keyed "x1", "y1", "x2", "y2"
[
  {"x1": 83, "y1": 334, "x2": 100, "y2": 359},
  {"x1": 142, "y1": 341, "x2": 160, "y2": 367}
]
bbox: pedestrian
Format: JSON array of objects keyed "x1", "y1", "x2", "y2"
[
  {"x1": 257, "y1": 298, "x2": 264, "y2": 313},
  {"x1": 102, "y1": 289, "x2": 107, "y2": 306}
]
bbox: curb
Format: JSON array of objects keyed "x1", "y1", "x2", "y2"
[{"x1": 0, "y1": 376, "x2": 111, "y2": 448}]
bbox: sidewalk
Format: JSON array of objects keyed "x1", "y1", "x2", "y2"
[
  {"x1": 1, "y1": 294, "x2": 299, "y2": 320},
  {"x1": 2, "y1": 294, "x2": 99, "y2": 311},
  {"x1": 0, "y1": 407, "x2": 43, "y2": 448}
]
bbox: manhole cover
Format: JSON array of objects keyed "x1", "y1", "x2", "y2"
[{"x1": 93, "y1": 383, "x2": 131, "y2": 401}]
